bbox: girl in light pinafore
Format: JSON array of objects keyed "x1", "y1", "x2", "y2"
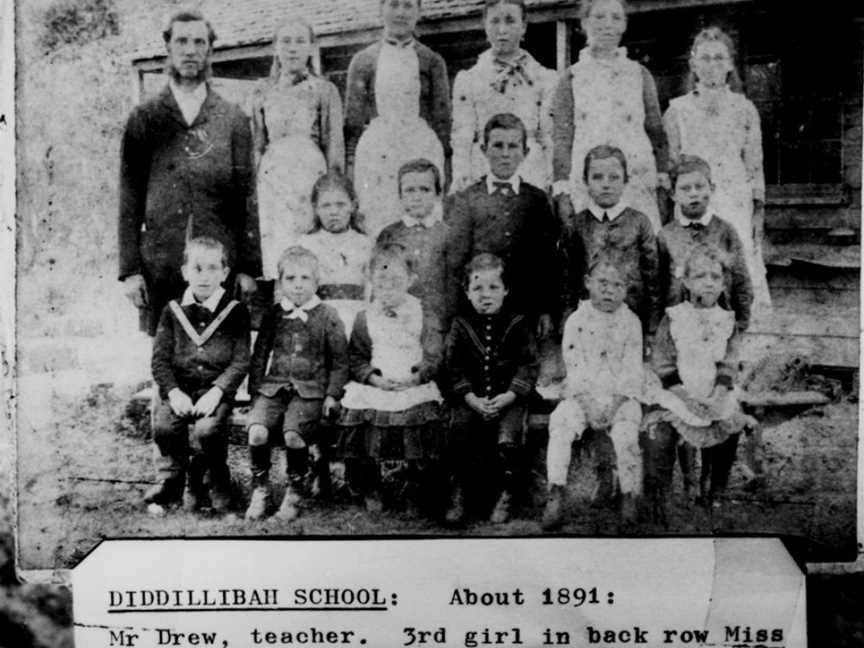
[
  {"x1": 251, "y1": 18, "x2": 345, "y2": 278},
  {"x1": 663, "y1": 27, "x2": 771, "y2": 312},
  {"x1": 344, "y1": 0, "x2": 451, "y2": 237},
  {"x1": 550, "y1": 0, "x2": 669, "y2": 232},
  {"x1": 450, "y1": 0, "x2": 557, "y2": 191}
]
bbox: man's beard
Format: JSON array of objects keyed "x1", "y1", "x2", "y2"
[{"x1": 169, "y1": 62, "x2": 209, "y2": 85}]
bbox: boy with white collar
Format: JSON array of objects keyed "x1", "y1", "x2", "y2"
[
  {"x1": 149, "y1": 237, "x2": 251, "y2": 514},
  {"x1": 561, "y1": 144, "x2": 661, "y2": 343},
  {"x1": 657, "y1": 154, "x2": 753, "y2": 334},
  {"x1": 245, "y1": 246, "x2": 349, "y2": 521}
]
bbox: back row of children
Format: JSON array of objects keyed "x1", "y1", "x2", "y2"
[
  {"x1": 256, "y1": 0, "x2": 771, "y2": 316},
  {"x1": 146, "y1": 110, "x2": 755, "y2": 529}
]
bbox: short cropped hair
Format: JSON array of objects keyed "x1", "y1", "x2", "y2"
[
  {"x1": 370, "y1": 243, "x2": 412, "y2": 275},
  {"x1": 183, "y1": 236, "x2": 228, "y2": 268},
  {"x1": 483, "y1": 0, "x2": 526, "y2": 20},
  {"x1": 683, "y1": 243, "x2": 728, "y2": 278},
  {"x1": 398, "y1": 158, "x2": 442, "y2": 197},
  {"x1": 277, "y1": 246, "x2": 320, "y2": 281},
  {"x1": 464, "y1": 252, "x2": 507, "y2": 289},
  {"x1": 670, "y1": 154, "x2": 713, "y2": 189},
  {"x1": 163, "y1": 10, "x2": 217, "y2": 45},
  {"x1": 482, "y1": 112, "x2": 528, "y2": 149},
  {"x1": 582, "y1": 144, "x2": 629, "y2": 184}
]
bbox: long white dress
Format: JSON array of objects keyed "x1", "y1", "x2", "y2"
[
  {"x1": 354, "y1": 41, "x2": 445, "y2": 238},
  {"x1": 565, "y1": 47, "x2": 663, "y2": 231},
  {"x1": 663, "y1": 87, "x2": 772, "y2": 310},
  {"x1": 252, "y1": 74, "x2": 344, "y2": 278},
  {"x1": 451, "y1": 49, "x2": 556, "y2": 190}
]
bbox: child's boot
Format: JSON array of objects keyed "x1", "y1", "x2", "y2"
[
  {"x1": 444, "y1": 481, "x2": 465, "y2": 525},
  {"x1": 245, "y1": 445, "x2": 271, "y2": 521},
  {"x1": 542, "y1": 484, "x2": 566, "y2": 531},
  {"x1": 678, "y1": 443, "x2": 697, "y2": 502},
  {"x1": 490, "y1": 444, "x2": 518, "y2": 524},
  {"x1": 145, "y1": 453, "x2": 185, "y2": 507},
  {"x1": 209, "y1": 462, "x2": 233, "y2": 514},
  {"x1": 276, "y1": 447, "x2": 309, "y2": 522},
  {"x1": 620, "y1": 492, "x2": 638, "y2": 524},
  {"x1": 182, "y1": 455, "x2": 207, "y2": 512}
]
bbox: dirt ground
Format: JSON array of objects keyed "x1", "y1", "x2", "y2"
[{"x1": 14, "y1": 375, "x2": 859, "y2": 571}]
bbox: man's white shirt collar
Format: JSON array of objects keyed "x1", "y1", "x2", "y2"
[
  {"x1": 402, "y1": 202, "x2": 443, "y2": 229},
  {"x1": 486, "y1": 174, "x2": 521, "y2": 195},
  {"x1": 675, "y1": 205, "x2": 714, "y2": 228},
  {"x1": 587, "y1": 199, "x2": 627, "y2": 222},
  {"x1": 181, "y1": 286, "x2": 225, "y2": 313},
  {"x1": 169, "y1": 80, "x2": 207, "y2": 126}
]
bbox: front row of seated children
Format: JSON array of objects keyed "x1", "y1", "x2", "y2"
[{"x1": 145, "y1": 149, "x2": 754, "y2": 527}]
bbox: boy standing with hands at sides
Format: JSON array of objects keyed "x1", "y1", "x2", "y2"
[
  {"x1": 543, "y1": 255, "x2": 644, "y2": 531},
  {"x1": 446, "y1": 113, "x2": 560, "y2": 340},
  {"x1": 444, "y1": 254, "x2": 539, "y2": 525},
  {"x1": 148, "y1": 237, "x2": 251, "y2": 514},
  {"x1": 561, "y1": 145, "x2": 661, "y2": 342},
  {"x1": 245, "y1": 247, "x2": 349, "y2": 522}
]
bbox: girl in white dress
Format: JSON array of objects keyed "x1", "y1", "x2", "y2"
[
  {"x1": 298, "y1": 171, "x2": 372, "y2": 334},
  {"x1": 663, "y1": 27, "x2": 771, "y2": 312},
  {"x1": 344, "y1": 0, "x2": 451, "y2": 237},
  {"x1": 550, "y1": 0, "x2": 669, "y2": 232},
  {"x1": 251, "y1": 18, "x2": 345, "y2": 278},
  {"x1": 336, "y1": 244, "x2": 444, "y2": 513},
  {"x1": 450, "y1": 0, "x2": 557, "y2": 191}
]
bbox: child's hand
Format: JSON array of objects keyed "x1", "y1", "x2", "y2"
[
  {"x1": 369, "y1": 374, "x2": 391, "y2": 390},
  {"x1": 537, "y1": 313, "x2": 554, "y2": 339},
  {"x1": 168, "y1": 388, "x2": 194, "y2": 417},
  {"x1": 392, "y1": 372, "x2": 422, "y2": 391},
  {"x1": 488, "y1": 391, "x2": 517, "y2": 414},
  {"x1": 322, "y1": 395, "x2": 339, "y2": 419},
  {"x1": 235, "y1": 273, "x2": 258, "y2": 299},
  {"x1": 657, "y1": 172, "x2": 671, "y2": 191},
  {"x1": 705, "y1": 385, "x2": 732, "y2": 419},
  {"x1": 192, "y1": 386, "x2": 223, "y2": 417},
  {"x1": 465, "y1": 393, "x2": 493, "y2": 417}
]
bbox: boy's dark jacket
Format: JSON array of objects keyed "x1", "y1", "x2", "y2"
[{"x1": 152, "y1": 293, "x2": 251, "y2": 399}]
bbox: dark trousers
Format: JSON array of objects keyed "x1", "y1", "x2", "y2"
[{"x1": 151, "y1": 394, "x2": 231, "y2": 492}]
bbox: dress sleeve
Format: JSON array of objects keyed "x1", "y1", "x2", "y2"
[
  {"x1": 325, "y1": 307, "x2": 350, "y2": 398},
  {"x1": 550, "y1": 70, "x2": 575, "y2": 185},
  {"x1": 725, "y1": 225, "x2": 754, "y2": 333},
  {"x1": 444, "y1": 191, "x2": 472, "y2": 312},
  {"x1": 450, "y1": 69, "x2": 476, "y2": 189},
  {"x1": 656, "y1": 230, "x2": 673, "y2": 313},
  {"x1": 651, "y1": 314, "x2": 681, "y2": 389},
  {"x1": 151, "y1": 304, "x2": 179, "y2": 398},
  {"x1": 414, "y1": 307, "x2": 444, "y2": 383},
  {"x1": 443, "y1": 319, "x2": 472, "y2": 397},
  {"x1": 715, "y1": 327, "x2": 741, "y2": 389},
  {"x1": 320, "y1": 79, "x2": 346, "y2": 173},
  {"x1": 428, "y1": 51, "x2": 453, "y2": 159},
  {"x1": 743, "y1": 98, "x2": 766, "y2": 203},
  {"x1": 348, "y1": 311, "x2": 378, "y2": 383},
  {"x1": 618, "y1": 312, "x2": 645, "y2": 397},
  {"x1": 343, "y1": 52, "x2": 370, "y2": 172},
  {"x1": 560, "y1": 312, "x2": 586, "y2": 397},
  {"x1": 507, "y1": 318, "x2": 539, "y2": 397},
  {"x1": 641, "y1": 65, "x2": 669, "y2": 173},
  {"x1": 249, "y1": 308, "x2": 276, "y2": 395},
  {"x1": 638, "y1": 215, "x2": 662, "y2": 336},
  {"x1": 250, "y1": 84, "x2": 268, "y2": 160},
  {"x1": 118, "y1": 108, "x2": 149, "y2": 280},
  {"x1": 662, "y1": 102, "x2": 682, "y2": 167}
]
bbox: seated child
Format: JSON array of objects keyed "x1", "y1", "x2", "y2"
[
  {"x1": 443, "y1": 253, "x2": 539, "y2": 525},
  {"x1": 644, "y1": 244, "x2": 753, "y2": 517},
  {"x1": 561, "y1": 144, "x2": 661, "y2": 340},
  {"x1": 377, "y1": 158, "x2": 451, "y2": 325},
  {"x1": 245, "y1": 246, "x2": 349, "y2": 522},
  {"x1": 148, "y1": 236, "x2": 251, "y2": 513},
  {"x1": 446, "y1": 112, "x2": 560, "y2": 339},
  {"x1": 299, "y1": 171, "x2": 373, "y2": 335},
  {"x1": 336, "y1": 244, "x2": 444, "y2": 515},
  {"x1": 656, "y1": 154, "x2": 754, "y2": 497},
  {"x1": 543, "y1": 255, "x2": 644, "y2": 530}
]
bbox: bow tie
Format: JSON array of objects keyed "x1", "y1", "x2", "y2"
[
  {"x1": 284, "y1": 308, "x2": 309, "y2": 323},
  {"x1": 493, "y1": 181, "x2": 513, "y2": 195},
  {"x1": 491, "y1": 53, "x2": 532, "y2": 93},
  {"x1": 684, "y1": 222, "x2": 706, "y2": 231}
]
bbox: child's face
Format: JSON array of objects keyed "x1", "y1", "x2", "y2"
[
  {"x1": 381, "y1": 0, "x2": 420, "y2": 41},
  {"x1": 585, "y1": 0, "x2": 626, "y2": 52},
  {"x1": 691, "y1": 39, "x2": 732, "y2": 89},
  {"x1": 483, "y1": 127, "x2": 526, "y2": 180},
  {"x1": 484, "y1": 2, "x2": 526, "y2": 59},
  {"x1": 586, "y1": 263, "x2": 626, "y2": 313},
  {"x1": 372, "y1": 261, "x2": 411, "y2": 310},
  {"x1": 316, "y1": 187, "x2": 354, "y2": 233},
  {"x1": 279, "y1": 260, "x2": 319, "y2": 307},
  {"x1": 275, "y1": 23, "x2": 312, "y2": 74},
  {"x1": 400, "y1": 170, "x2": 438, "y2": 220},
  {"x1": 181, "y1": 247, "x2": 229, "y2": 302},
  {"x1": 684, "y1": 256, "x2": 724, "y2": 308},
  {"x1": 466, "y1": 267, "x2": 508, "y2": 315},
  {"x1": 673, "y1": 170, "x2": 713, "y2": 220},
  {"x1": 586, "y1": 156, "x2": 626, "y2": 209}
]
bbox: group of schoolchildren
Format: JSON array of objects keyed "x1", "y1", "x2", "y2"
[
  {"x1": 143, "y1": 0, "x2": 766, "y2": 529},
  {"x1": 146, "y1": 124, "x2": 755, "y2": 530}
]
